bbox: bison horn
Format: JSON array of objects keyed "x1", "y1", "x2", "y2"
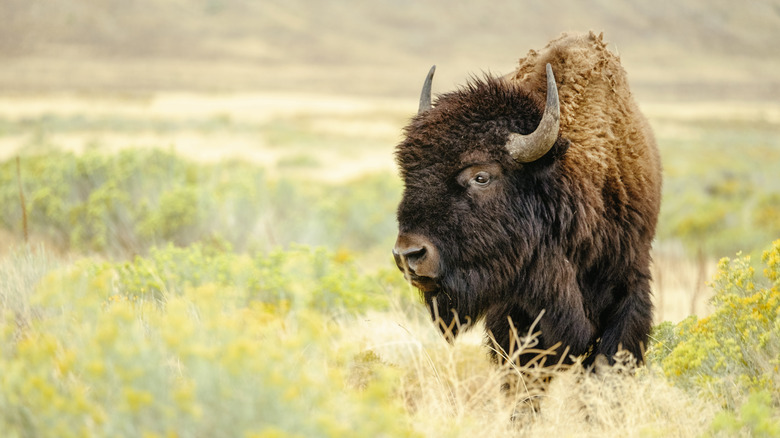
[
  {"x1": 505, "y1": 63, "x2": 561, "y2": 163},
  {"x1": 418, "y1": 65, "x2": 436, "y2": 114}
]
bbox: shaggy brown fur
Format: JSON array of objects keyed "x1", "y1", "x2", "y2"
[{"x1": 394, "y1": 32, "x2": 662, "y2": 367}]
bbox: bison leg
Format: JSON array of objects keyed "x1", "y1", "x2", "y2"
[{"x1": 591, "y1": 269, "x2": 653, "y2": 366}]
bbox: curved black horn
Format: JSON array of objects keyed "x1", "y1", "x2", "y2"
[
  {"x1": 505, "y1": 63, "x2": 561, "y2": 163},
  {"x1": 418, "y1": 65, "x2": 436, "y2": 114}
]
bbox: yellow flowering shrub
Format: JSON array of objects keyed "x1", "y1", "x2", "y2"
[
  {"x1": 649, "y1": 239, "x2": 780, "y2": 412},
  {"x1": 0, "y1": 245, "x2": 417, "y2": 438}
]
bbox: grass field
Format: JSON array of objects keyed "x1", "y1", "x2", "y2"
[
  {"x1": 2, "y1": 1, "x2": 780, "y2": 434},
  {"x1": 1, "y1": 89, "x2": 779, "y2": 436}
]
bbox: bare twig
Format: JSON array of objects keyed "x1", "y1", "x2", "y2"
[
  {"x1": 691, "y1": 247, "x2": 706, "y2": 315},
  {"x1": 16, "y1": 156, "x2": 28, "y2": 243}
]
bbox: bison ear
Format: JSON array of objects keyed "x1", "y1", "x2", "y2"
[{"x1": 418, "y1": 65, "x2": 436, "y2": 114}]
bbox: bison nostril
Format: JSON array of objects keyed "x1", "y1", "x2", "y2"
[
  {"x1": 401, "y1": 246, "x2": 426, "y2": 264},
  {"x1": 393, "y1": 246, "x2": 427, "y2": 274}
]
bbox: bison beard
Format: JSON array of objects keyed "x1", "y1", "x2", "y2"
[{"x1": 393, "y1": 32, "x2": 661, "y2": 368}]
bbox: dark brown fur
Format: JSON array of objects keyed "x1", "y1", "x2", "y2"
[{"x1": 395, "y1": 32, "x2": 662, "y2": 367}]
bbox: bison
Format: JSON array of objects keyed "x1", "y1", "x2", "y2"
[{"x1": 392, "y1": 32, "x2": 662, "y2": 368}]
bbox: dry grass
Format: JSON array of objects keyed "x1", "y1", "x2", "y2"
[
  {"x1": 652, "y1": 247, "x2": 717, "y2": 323},
  {"x1": 350, "y1": 303, "x2": 718, "y2": 437}
]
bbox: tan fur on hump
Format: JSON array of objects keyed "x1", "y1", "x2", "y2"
[{"x1": 505, "y1": 32, "x2": 662, "y2": 234}]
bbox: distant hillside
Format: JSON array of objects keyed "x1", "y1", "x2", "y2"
[{"x1": 2, "y1": 0, "x2": 779, "y2": 100}]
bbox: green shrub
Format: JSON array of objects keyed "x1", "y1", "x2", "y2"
[
  {"x1": 2, "y1": 151, "x2": 400, "y2": 260},
  {"x1": 656, "y1": 121, "x2": 780, "y2": 258},
  {"x1": 85, "y1": 242, "x2": 397, "y2": 315},
  {"x1": 710, "y1": 391, "x2": 780, "y2": 437},
  {"x1": 0, "y1": 244, "x2": 416, "y2": 438}
]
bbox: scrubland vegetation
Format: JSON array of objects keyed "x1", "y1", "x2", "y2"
[
  {"x1": 0, "y1": 99, "x2": 779, "y2": 437},
  {"x1": 2, "y1": 0, "x2": 779, "y2": 434}
]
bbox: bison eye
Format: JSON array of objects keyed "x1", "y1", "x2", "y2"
[
  {"x1": 456, "y1": 162, "x2": 502, "y2": 189},
  {"x1": 471, "y1": 172, "x2": 491, "y2": 186}
]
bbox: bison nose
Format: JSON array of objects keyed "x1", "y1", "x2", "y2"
[{"x1": 392, "y1": 233, "x2": 440, "y2": 279}]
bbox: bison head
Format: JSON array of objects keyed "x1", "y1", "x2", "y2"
[{"x1": 393, "y1": 64, "x2": 570, "y2": 336}]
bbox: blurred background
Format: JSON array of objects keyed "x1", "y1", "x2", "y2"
[
  {"x1": 1, "y1": 0, "x2": 779, "y2": 322},
  {"x1": 2, "y1": 0, "x2": 779, "y2": 98}
]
